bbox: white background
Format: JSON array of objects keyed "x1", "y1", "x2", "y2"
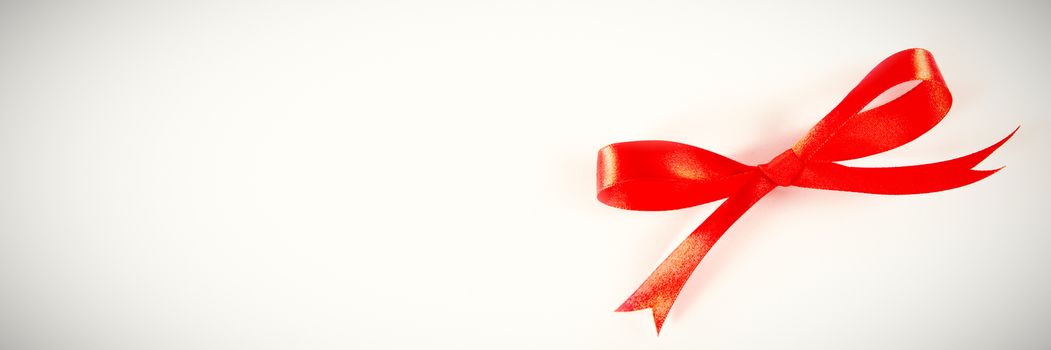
[{"x1": 2, "y1": 0, "x2": 1049, "y2": 349}]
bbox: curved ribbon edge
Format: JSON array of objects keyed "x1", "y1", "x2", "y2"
[{"x1": 795, "y1": 127, "x2": 1017, "y2": 194}]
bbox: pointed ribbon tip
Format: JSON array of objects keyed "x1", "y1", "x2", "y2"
[{"x1": 597, "y1": 49, "x2": 1014, "y2": 334}]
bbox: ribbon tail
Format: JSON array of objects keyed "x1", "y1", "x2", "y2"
[
  {"x1": 795, "y1": 127, "x2": 1017, "y2": 195},
  {"x1": 616, "y1": 173, "x2": 777, "y2": 334}
]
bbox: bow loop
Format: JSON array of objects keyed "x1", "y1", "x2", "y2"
[
  {"x1": 794, "y1": 48, "x2": 951, "y2": 162},
  {"x1": 597, "y1": 141, "x2": 753, "y2": 211}
]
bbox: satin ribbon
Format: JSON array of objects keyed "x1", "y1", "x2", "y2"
[{"x1": 596, "y1": 48, "x2": 1015, "y2": 334}]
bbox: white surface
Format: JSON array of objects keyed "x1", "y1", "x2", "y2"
[{"x1": 1, "y1": 0, "x2": 1049, "y2": 349}]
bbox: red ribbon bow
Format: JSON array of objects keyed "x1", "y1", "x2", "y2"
[{"x1": 597, "y1": 48, "x2": 1015, "y2": 334}]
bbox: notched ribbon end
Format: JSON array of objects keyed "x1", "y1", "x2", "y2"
[
  {"x1": 613, "y1": 287, "x2": 676, "y2": 334},
  {"x1": 615, "y1": 299, "x2": 672, "y2": 335}
]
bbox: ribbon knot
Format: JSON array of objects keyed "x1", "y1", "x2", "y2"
[
  {"x1": 758, "y1": 149, "x2": 803, "y2": 186},
  {"x1": 597, "y1": 48, "x2": 1016, "y2": 335}
]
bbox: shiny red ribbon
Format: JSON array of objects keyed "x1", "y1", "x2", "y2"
[{"x1": 597, "y1": 48, "x2": 1015, "y2": 334}]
